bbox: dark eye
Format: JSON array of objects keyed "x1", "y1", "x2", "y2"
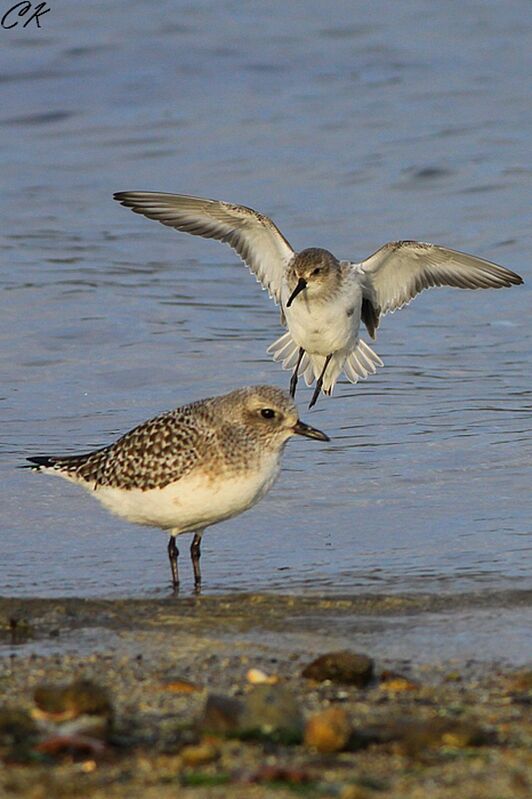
[
  {"x1": 260, "y1": 408, "x2": 276, "y2": 419},
  {"x1": 312, "y1": 267, "x2": 321, "y2": 276}
]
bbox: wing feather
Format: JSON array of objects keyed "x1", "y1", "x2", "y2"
[
  {"x1": 358, "y1": 241, "x2": 523, "y2": 321},
  {"x1": 114, "y1": 191, "x2": 295, "y2": 304}
]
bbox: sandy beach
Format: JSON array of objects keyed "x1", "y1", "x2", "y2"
[{"x1": 1, "y1": 592, "x2": 530, "y2": 798}]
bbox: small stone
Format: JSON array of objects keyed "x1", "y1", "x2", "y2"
[
  {"x1": 394, "y1": 718, "x2": 492, "y2": 756},
  {"x1": 35, "y1": 733, "x2": 107, "y2": 758},
  {"x1": 246, "y1": 668, "x2": 279, "y2": 685},
  {"x1": 200, "y1": 694, "x2": 244, "y2": 735},
  {"x1": 379, "y1": 671, "x2": 419, "y2": 693},
  {"x1": 302, "y1": 651, "x2": 374, "y2": 687},
  {"x1": 163, "y1": 679, "x2": 202, "y2": 693},
  {"x1": 181, "y1": 741, "x2": 219, "y2": 767},
  {"x1": 304, "y1": 706, "x2": 352, "y2": 753},
  {"x1": 239, "y1": 685, "x2": 304, "y2": 743},
  {"x1": 200, "y1": 687, "x2": 303, "y2": 743},
  {"x1": 33, "y1": 680, "x2": 112, "y2": 722}
]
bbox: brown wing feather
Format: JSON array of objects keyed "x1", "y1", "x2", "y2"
[
  {"x1": 114, "y1": 191, "x2": 295, "y2": 304},
  {"x1": 359, "y1": 240, "x2": 523, "y2": 318}
]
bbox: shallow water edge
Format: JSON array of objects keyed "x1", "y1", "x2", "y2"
[{"x1": 2, "y1": 589, "x2": 531, "y2": 665}]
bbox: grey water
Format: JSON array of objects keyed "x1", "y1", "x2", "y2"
[{"x1": 1, "y1": 1, "x2": 531, "y2": 605}]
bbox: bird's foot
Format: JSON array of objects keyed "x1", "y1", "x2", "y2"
[{"x1": 308, "y1": 384, "x2": 322, "y2": 408}]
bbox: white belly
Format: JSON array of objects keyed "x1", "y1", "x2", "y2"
[
  {"x1": 88, "y1": 454, "x2": 281, "y2": 534},
  {"x1": 285, "y1": 296, "x2": 360, "y2": 355}
]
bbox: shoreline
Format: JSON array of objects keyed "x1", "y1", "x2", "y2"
[
  {"x1": 2, "y1": 588, "x2": 531, "y2": 663},
  {"x1": 0, "y1": 591, "x2": 531, "y2": 797}
]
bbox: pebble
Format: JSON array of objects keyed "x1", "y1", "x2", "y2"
[
  {"x1": 239, "y1": 684, "x2": 304, "y2": 743},
  {"x1": 33, "y1": 679, "x2": 113, "y2": 722},
  {"x1": 35, "y1": 733, "x2": 107, "y2": 758},
  {"x1": 246, "y1": 668, "x2": 279, "y2": 685},
  {"x1": 302, "y1": 651, "x2": 374, "y2": 687},
  {"x1": 200, "y1": 686, "x2": 304, "y2": 743},
  {"x1": 180, "y1": 741, "x2": 219, "y2": 767},
  {"x1": 162, "y1": 679, "x2": 202, "y2": 693},
  {"x1": 391, "y1": 718, "x2": 492, "y2": 756},
  {"x1": 200, "y1": 694, "x2": 243, "y2": 735},
  {"x1": 31, "y1": 679, "x2": 114, "y2": 749},
  {"x1": 304, "y1": 706, "x2": 352, "y2": 753},
  {"x1": 379, "y1": 671, "x2": 419, "y2": 693}
]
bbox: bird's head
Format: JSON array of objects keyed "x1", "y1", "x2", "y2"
[
  {"x1": 217, "y1": 386, "x2": 329, "y2": 449},
  {"x1": 285, "y1": 248, "x2": 341, "y2": 307}
]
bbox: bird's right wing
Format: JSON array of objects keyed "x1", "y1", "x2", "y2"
[
  {"x1": 358, "y1": 240, "x2": 523, "y2": 316},
  {"x1": 114, "y1": 192, "x2": 295, "y2": 305},
  {"x1": 354, "y1": 240, "x2": 523, "y2": 337}
]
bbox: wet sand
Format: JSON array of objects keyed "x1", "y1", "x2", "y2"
[{"x1": 1, "y1": 592, "x2": 531, "y2": 798}]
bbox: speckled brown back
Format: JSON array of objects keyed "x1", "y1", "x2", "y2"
[{"x1": 29, "y1": 386, "x2": 297, "y2": 491}]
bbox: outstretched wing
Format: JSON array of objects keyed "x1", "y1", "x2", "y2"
[
  {"x1": 357, "y1": 240, "x2": 523, "y2": 337},
  {"x1": 114, "y1": 191, "x2": 295, "y2": 305}
]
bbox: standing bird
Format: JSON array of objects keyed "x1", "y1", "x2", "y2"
[
  {"x1": 26, "y1": 386, "x2": 329, "y2": 592},
  {"x1": 114, "y1": 192, "x2": 523, "y2": 407}
]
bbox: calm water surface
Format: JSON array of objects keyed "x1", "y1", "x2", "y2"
[{"x1": 1, "y1": 1, "x2": 530, "y2": 601}]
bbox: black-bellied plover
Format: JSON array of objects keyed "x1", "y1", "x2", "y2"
[
  {"x1": 26, "y1": 385, "x2": 329, "y2": 592},
  {"x1": 114, "y1": 191, "x2": 523, "y2": 407}
]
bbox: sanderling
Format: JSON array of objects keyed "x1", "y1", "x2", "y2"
[
  {"x1": 114, "y1": 191, "x2": 523, "y2": 407},
  {"x1": 26, "y1": 385, "x2": 329, "y2": 592}
]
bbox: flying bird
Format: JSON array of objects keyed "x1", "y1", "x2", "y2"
[{"x1": 114, "y1": 191, "x2": 523, "y2": 407}]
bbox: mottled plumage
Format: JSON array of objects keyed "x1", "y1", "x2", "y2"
[
  {"x1": 27, "y1": 386, "x2": 329, "y2": 591},
  {"x1": 114, "y1": 191, "x2": 523, "y2": 406}
]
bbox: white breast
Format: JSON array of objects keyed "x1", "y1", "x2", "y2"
[
  {"x1": 90, "y1": 451, "x2": 282, "y2": 534},
  {"x1": 285, "y1": 287, "x2": 362, "y2": 356}
]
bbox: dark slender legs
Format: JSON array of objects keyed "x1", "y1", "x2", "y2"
[
  {"x1": 168, "y1": 536, "x2": 179, "y2": 591},
  {"x1": 290, "y1": 348, "x2": 305, "y2": 398},
  {"x1": 168, "y1": 532, "x2": 204, "y2": 593},
  {"x1": 290, "y1": 349, "x2": 333, "y2": 407},
  {"x1": 190, "y1": 533, "x2": 202, "y2": 591},
  {"x1": 309, "y1": 353, "x2": 333, "y2": 409}
]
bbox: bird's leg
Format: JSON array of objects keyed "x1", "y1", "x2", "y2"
[
  {"x1": 167, "y1": 536, "x2": 179, "y2": 592},
  {"x1": 289, "y1": 348, "x2": 305, "y2": 398},
  {"x1": 309, "y1": 353, "x2": 333, "y2": 409},
  {"x1": 190, "y1": 532, "x2": 203, "y2": 593}
]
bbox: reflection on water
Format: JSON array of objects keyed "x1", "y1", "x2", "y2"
[{"x1": 0, "y1": 1, "x2": 530, "y2": 600}]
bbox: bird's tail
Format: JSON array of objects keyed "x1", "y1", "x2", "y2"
[
  {"x1": 26, "y1": 454, "x2": 86, "y2": 470},
  {"x1": 342, "y1": 339, "x2": 384, "y2": 386},
  {"x1": 24, "y1": 455, "x2": 57, "y2": 471},
  {"x1": 24, "y1": 450, "x2": 106, "y2": 483},
  {"x1": 268, "y1": 332, "x2": 383, "y2": 394},
  {"x1": 267, "y1": 331, "x2": 311, "y2": 375}
]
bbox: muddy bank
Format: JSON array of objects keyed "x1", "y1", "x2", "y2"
[
  {"x1": 0, "y1": 592, "x2": 531, "y2": 798},
  {"x1": 1, "y1": 589, "x2": 531, "y2": 662}
]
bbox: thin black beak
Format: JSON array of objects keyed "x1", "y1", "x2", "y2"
[
  {"x1": 293, "y1": 419, "x2": 330, "y2": 442},
  {"x1": 286, "y1": 277, "x2": 307, "y2": 307}
]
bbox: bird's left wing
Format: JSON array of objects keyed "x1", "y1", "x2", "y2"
[
  {"x1": 356, "y1": 240, "x2": 523, "y2": 336},
  {"x1": 114, "y1": 191, "x2": 295, "y2": 305}
]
